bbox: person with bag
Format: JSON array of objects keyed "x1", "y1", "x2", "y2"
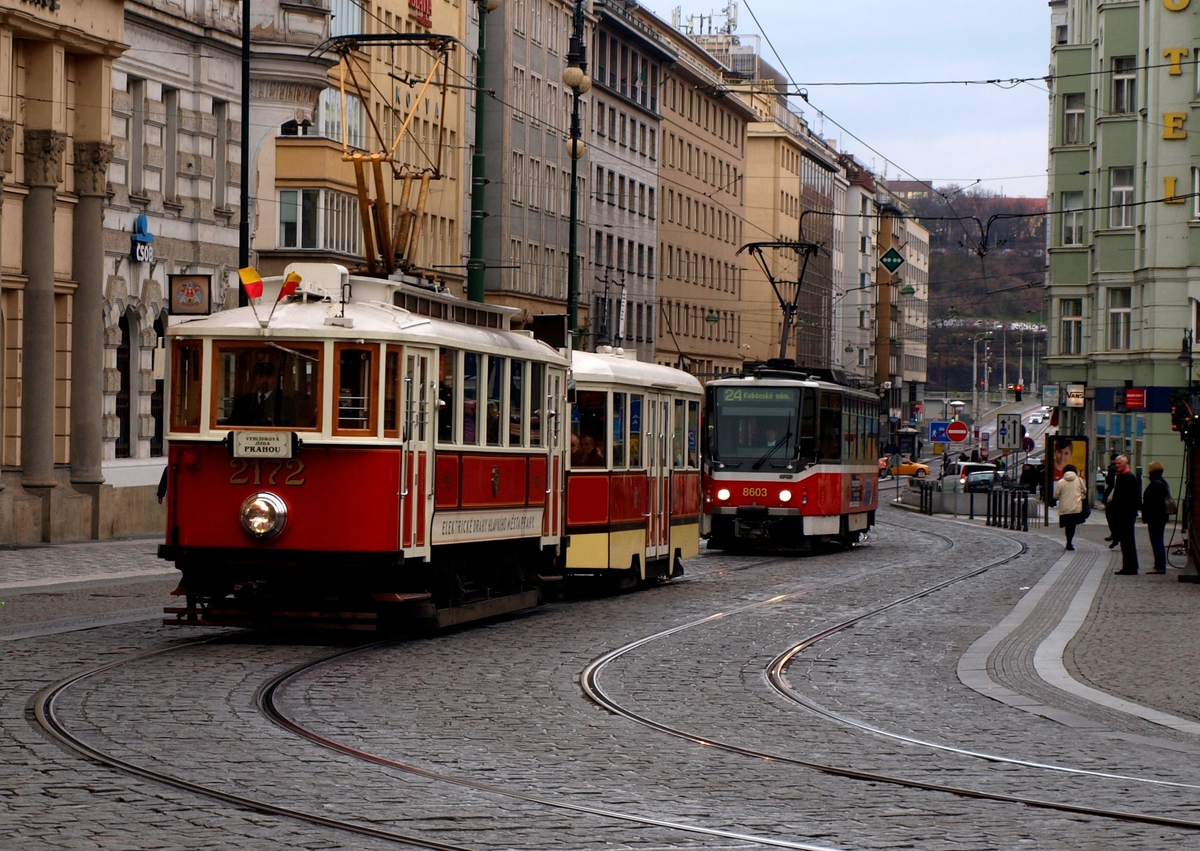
[
  {"x1": 1141, "y1": 460, "x2": 1174, "y2": 574},
  {"x1": 1109, "y1": 454, "x2": 1142, "y2": 575},
  {"x1": 1053, "y1": 463, "x2": 1088, "y2": 551}
]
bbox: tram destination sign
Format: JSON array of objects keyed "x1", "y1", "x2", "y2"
[{"x1": 232, "y1": 431, "x2": 293, "y2": 459}]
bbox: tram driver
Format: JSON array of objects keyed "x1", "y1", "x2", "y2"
[{"x1": 228, "y1": 361, "x2": 297, "y2": 427}]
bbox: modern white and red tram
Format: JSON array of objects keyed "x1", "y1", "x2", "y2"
[
  {"x1": 701, "y1": 360, "x2": 880, "y2": 550},
  {"x1": 158, "y1": 264, "x2": 700, "y2": 629}
]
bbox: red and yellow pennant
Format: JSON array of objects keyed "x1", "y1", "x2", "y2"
[
  {"x1": 277, "y1": 271, "x2": 301, "y2": 302},
  {"x1": 238, "y1": 266, "x2": 264, "y2": 300}
]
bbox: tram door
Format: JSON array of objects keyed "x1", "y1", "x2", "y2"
[
  {"x1": 402, "y1": 348, "x2": 435, "y2": 559},
  {"x1": 544, "y1": 369, "x2": 565, "y2": 541},
  {"x1": 646, "y1": 393, "x2": 671, "y2": 562}
]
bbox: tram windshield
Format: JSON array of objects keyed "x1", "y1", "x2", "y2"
[
  {"x1": 709, "y1": 385, "x2": 811, "y2": 468},
  {"x1": 214, "y1": 342, "x2": 321, "y2": 430}
]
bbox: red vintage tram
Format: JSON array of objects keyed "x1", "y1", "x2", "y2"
[
  {"x1": 702, "y1": 360, "x2": 880, "y2": 550},
  {"x1": 159, "y1": 264, "x2": 701, "y2": 629}
]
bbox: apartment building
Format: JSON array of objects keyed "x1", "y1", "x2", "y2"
[
  {"x1": 639, "y1": 10, "x2": 754, "y2": 378},
  {"x1": 1045, "y1": 0, "x2": 1199, "y2": 482},
  {"x1": 585, "y1": 0, "x2": 673, "y2": 362},
  {"x1": 839, "y1": 156, "x2": 879, "y2": 385},
  {"x1": 477, "y1": 0, "x2": 588, "y2": 325}
]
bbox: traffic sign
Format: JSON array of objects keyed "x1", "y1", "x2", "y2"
[
  {"x1": 879, "y1": 247, "x2": 905, "y2": 274},
  {"x1": 996, "y1": 414, "x2": 1021, "y2": 450},
  {"x1": 928, "y1": 421, "x2": 952, "y2": 443},
  {"x1": 945, "y1": 420, "x2": 969, "y2": 442}
]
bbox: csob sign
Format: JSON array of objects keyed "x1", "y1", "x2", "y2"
[{"x1": 130, "y1": 213, "x2": 154, "y2": 263}]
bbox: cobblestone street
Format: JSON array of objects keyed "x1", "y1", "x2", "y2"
[{"x1": 3, "y1": 511, "x2": 1200, "y2": 849}]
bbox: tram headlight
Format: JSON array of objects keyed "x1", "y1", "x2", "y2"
[
  {"x1": 240, "y1": 492, "x2": 288, "y2": 539},
  {"x1": 779, "y1": 489, "x2": 793, "y2": 503},
  {"x1": 716, "y1": 488, "x2": 731, "y2": 501}
]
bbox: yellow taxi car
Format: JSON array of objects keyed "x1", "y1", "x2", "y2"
[{"x1": 879, "y1": 456, "x2": 931, "y2": 478}]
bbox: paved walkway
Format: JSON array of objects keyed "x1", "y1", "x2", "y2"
[{"x1": 0, "y1": 537, "x2": 172, "y2": 594}]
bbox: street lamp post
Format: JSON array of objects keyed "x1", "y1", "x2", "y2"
[
  {"x1": 562, "y1": 0, "x2": 590, "y2": 346},
  {"x1": 971, "y1": 331, "x2": 992, "y2": 429}
]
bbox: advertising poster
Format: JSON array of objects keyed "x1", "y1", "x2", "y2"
[{"x1": 1045, "y1": 434, "x2": 1088, "y2": 504}]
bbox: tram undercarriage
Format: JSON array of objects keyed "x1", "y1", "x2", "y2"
[{"x1": 160, "y1": 539, "x2": 559, "y2": 632}]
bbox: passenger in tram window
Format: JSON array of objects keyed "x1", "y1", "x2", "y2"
[
  {"x1": 570, "y1": 433, "x2": 582, "y2": 464},
  {"x1": 437, "y1": 350, "x2": 456, "y2": 442},
  {"x1": 577, "y1": 433, "x2": 604, "y2": 467}
]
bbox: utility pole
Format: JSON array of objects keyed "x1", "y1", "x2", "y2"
[
  {"x1": 467, "y1": 0, "x2": 502, "y2": 302},
  {"x1": 238, "y1": 0, "x2": 251, "y2": 306}
]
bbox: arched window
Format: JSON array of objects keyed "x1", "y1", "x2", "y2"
[{"x1": 116, "y1": 311, "x2": 133, "y2": 458}]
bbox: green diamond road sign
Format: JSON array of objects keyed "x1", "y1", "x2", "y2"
[{"x1": 879, "y1": 247, "x2": 905, "y2": 274}]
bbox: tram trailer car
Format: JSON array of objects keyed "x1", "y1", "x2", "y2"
[
  {"x1": 158, "y1": 264, "x2": 700, "y2": 630},
  {"x1": 565, "y1": 350, "x2": 703, "y2": 586},
  {"x1": 701, "y1": 361, "x2": 880, "y2": 550}
]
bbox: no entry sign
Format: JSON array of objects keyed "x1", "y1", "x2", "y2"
[{"x1": 946, "y1": 421, "x2": 969, "y2": 443}]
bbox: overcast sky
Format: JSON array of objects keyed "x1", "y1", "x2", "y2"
[{"x1": 637, "y1": 0, "x2": 1051, "y2": 198}]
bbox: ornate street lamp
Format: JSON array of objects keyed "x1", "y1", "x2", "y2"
[{"x1": 563, "y1": 0, "x2": 589, "y2": 344}]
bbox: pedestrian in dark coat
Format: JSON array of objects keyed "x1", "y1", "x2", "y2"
[
  {"x1": 1141, "y1": 461, "x2": 1172, "y2": 574},
  {"x1": 1101, "y1": 453, "x2": 1119, "y2": 547},
  {"x1": 1109, "y1": 454, "x2": 1142, "y2": 575}
]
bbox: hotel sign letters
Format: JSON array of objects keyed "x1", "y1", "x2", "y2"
[{"x1": 408, "y1": 0, "x2": 432, "y2": 27}]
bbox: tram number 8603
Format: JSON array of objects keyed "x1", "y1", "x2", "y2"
[{"x1": 742, "y1": 487, "x2": 769, "y2": 497}]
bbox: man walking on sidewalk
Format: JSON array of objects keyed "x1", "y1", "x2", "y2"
[{"x1": 1109, "y1": 454, "x2": 1142, "y2": 575}]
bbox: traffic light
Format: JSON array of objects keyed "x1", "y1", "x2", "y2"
[
  {"x1": 1172, "y1": 401, "x2": 1192, "y2": 435},
  {"x1": 1014, "y1": 384, "x2": 1022, "y2": 402}
]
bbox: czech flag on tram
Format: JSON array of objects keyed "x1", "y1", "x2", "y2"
[{"x1": 238, "y1": 266, "x2": 264, "y2": 300}]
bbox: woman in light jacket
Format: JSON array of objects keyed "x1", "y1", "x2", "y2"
[{"x1": 1054, "y1": 463, "x2": 1088, "y2": 550}]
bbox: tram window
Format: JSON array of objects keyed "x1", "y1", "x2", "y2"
[
  {"x1": 384, "y1": 348, "x2": 400, "y2": 437},
  {"x1": 486, "y1": 355, "x2": 504, "y2": 446},
  {"x1": 687, "y1": 399, "x2": 699, "y2": 467},
  {"x1": 612, "y1": 392, "x2": 626, "y2": 467},
  {"x1": 214, "y1": 342, "x2": 320, "y2": 430},
  {"x1": 795, "y1": 389, "x2": 815, "y2": 459},
  {"x1": 509, "y1": 360, "x2": 526, "y2": 446},
  {"x1": 672, "y1": 398, "x2": 685, "y2": 467},
  {"x1": 571, "y1": 390, "x2": 606, "y2": 467},
  {"x1": 170, "y1": 340, "x2": 202, "y2": 431},
  {"x1": 629, "y1": 394, "x2": 643, "y2": 466},
  {"x1": 438, "y1": 349, "x2": 457, "y2": 443},
  {"x1": 418, "y1": 354, "x2": 429, "y2": 441},
  {"x1": 818, "y1": 392, "x2": 842, "y2": 461},
  {"x1": 529, "y1": 362, "x2": 544, "y2": 446},
  {"x1": 335, "y1": 344, "x2": 376, "y2": 434},
  {"x1": 463, "y1": 353, "x2": 479, "y2": 444}
]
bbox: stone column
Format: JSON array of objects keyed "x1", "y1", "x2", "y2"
[
  {"x1": 20, "y1": 128, "x2": 66, "y2": 488},
  {"x1": 70, "y1": 141, "x2": 112, "y2": 485},
  {"x1": 0, "y1": 118, "x2": 13, "y2": 494}
]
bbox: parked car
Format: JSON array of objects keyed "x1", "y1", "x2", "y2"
[
  {"x1": 965, "y1": 469, "x2": 1005, "y2": 492},
  {"x1": 941, "y1": 461, "x2": 998, "y2": 492},
  {"x1": 880, "y1": 456, "x2": 930, "y2": 478}
]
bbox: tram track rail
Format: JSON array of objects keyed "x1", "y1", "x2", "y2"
[{"x1": 579, "y1": 517, "x2": 1200, "y2": 831}]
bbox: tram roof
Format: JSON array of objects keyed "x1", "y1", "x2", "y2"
[
  {"x1": 572, "y1": 349, "x2": 702, "y2": 395},
  {"x1": 169, "y1": 299, "x2": 569, "y2": 362}
]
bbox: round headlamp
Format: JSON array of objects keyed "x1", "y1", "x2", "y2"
[
  {"x1": 717, "y1": 488, "x2": 731, "y2": 501},
  {"x1": 240, "y1": 492, "x2": 287, "y2": 539},
  {"x1": 779, "y1": 489, "x2": 793, "y2": 503}
]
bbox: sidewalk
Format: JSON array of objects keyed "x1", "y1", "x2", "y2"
[{"x1": 0, "y1": 537, "x2": 173, "y2": 594}]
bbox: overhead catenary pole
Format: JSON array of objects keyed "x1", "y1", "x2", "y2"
[
  {"x1": 239, "y1": 0, "x2": 251, "y2": 306},
  {"x1": 467, "y1": 0, "x2": 501, "y2": 302}
]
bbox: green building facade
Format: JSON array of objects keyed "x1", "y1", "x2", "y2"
[{"x1": 1046, "y1": 0, "x2": 1200, "y2": 491}]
